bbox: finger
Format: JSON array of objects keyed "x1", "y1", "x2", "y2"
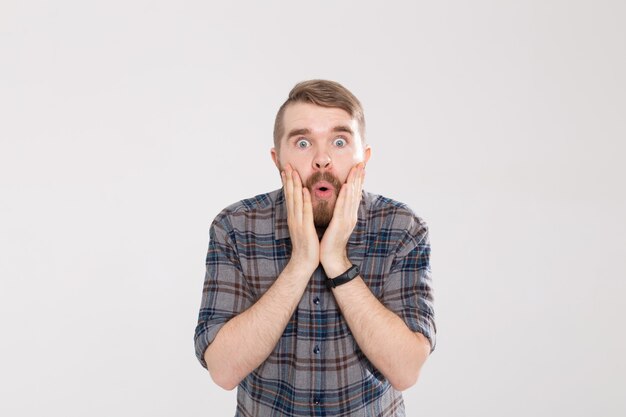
[
  {"x1": 336, "y1": 165, "x2": 356, "y2": 220},
  {"x1": 281, "y1": 170, "x2": 288, "y2": 206},
  {"x1": 292, "y1": 169, "x2": 303, "y2": 223},
  {"x1": 355, "y1": 162, "x2": 365, "y2": 186},
  {"x1": 356, "y1": 166, "x2": 365, "y2": 202},
  {"x1": 343, "y1": 183, "x2": 356, "y2": 220},
  {"x1": 352, "y1": 165, "x2": 364, "y2": 216},
  {"x1": 345, "y1": 164, "x2": 358, "y2": 190},
  {"x1": 284, "y1": 164, "x2": 294, "y2": 218},
  {"x1": 334, "y1": 183, "x2": 347, "y2": 216},
  {"x1": 344, "y1": 164, "x2": 364, "y2": 220},
  {"x1": 355, "y1": 163, "x2": 365, "y2": 196},
  {"x1": 302, "y1": 187, "x2": 314, "y2": 225}
]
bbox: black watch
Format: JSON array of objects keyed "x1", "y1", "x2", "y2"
[{"x1": 325, "y1": 265, "x2": 360, "y2": 289}]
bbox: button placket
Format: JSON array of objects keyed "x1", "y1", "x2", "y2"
[{"x1": 311, "y1": 268, "x2": 325, "y2": 411}]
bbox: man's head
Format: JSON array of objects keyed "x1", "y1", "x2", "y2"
[{"x1": 271, "y1": 80, "x2": 371, "y2": 227}]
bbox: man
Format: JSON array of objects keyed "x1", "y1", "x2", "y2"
[{"x1": 194, "y1": 80, "x2": 436, "y2": 416}]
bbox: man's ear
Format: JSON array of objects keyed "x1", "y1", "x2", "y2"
[
  {"x1": 270, "y1": 148, "x2": 280, "y2": 170},
  {"x1": 363, "y1": 145, "x2": 372, "y2": 166}
]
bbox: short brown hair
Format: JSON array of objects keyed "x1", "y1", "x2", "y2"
[{"x1": 273, "y1": 79, "x2": 366, "y2": 150}]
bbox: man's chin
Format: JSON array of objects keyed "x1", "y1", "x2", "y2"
[
  {"x1": 313, "y1": 200, "x2": 335, "y2": 228},
  {"x1": 313, "y1": 216, "x2": 332, "y2": 229}
]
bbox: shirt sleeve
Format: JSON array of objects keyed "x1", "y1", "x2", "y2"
[
  {"x1": 381, "y1": 215, "x2": 437, "y2": 353},
  {"x1": 194, "y1": 214, "x2": 255, "y2": 368}
]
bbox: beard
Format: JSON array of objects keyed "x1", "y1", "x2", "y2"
[{"x1": 304, "y1": 171, "x2": 343, "y2": 228}]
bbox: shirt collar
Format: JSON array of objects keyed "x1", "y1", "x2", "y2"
[{"x1": 273, "y1": 188, "x2": 367, "y2": 246}]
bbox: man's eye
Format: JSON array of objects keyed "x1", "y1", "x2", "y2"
[
  {"x1": 333, "y1": 137, "x2": 346, "y2": 148},
  {"x1": 296, "y1": 139, "x2": 311, "y2": 149}
]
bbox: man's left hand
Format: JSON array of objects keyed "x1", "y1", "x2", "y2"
[{"x1": 320, "y1": 162, "x2": 365, "y2": 277}]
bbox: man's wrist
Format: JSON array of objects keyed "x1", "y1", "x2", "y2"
[
  {"x1": 325, "y1": 264, "x2": 360, "y2": 290},
  {"x1": 285, "y1": 257, "x2": 318, "y2": 278},
  {"x1": 322, "y1": 257, "x2": 352, "y2": 279}
]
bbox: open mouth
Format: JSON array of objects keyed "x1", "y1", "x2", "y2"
[
  {"x1": 305, "y1": 173, "x2": 342, "y2": 200},
  {"x1": 313, "y1": 182, "x2": 335, "y2": 199}
]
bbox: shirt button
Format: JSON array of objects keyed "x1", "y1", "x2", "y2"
[
  {"x1": 313, "y1": 296, "x2": 320, "y2": 305},
  {"x1": 313, "y1": 345, "x2": 320, "y2": 354},
  {"x1": 313, "y1": 397, "x2": 321, "y2": 405}
]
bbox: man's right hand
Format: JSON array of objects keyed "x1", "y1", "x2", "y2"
[
  {"x1": 281, "y1": 164, "x2": 319, "y2": 277},
  {"x1": 205, "y1": 164, "x2": 320, "y2": 389}
]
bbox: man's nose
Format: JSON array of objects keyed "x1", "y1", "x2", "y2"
[{"x1": 313, "y1": 152, "x2": 332, "y2": 170}]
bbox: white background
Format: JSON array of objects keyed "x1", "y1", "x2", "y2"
[{"x1": 1, "y1": 1, "x2": 625, "y2": 416}]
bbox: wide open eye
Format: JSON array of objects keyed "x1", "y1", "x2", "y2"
[
  {"x1": 296, "y1": 139, "x2": 311, "y2": 149},
  {"x1": 333, "y1": 137, "x2": 347, "y2": 148}
]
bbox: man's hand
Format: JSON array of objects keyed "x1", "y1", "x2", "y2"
[
  {"x1": 281, "y1": 164, "x2": 320, "y2": 277},
  {"x1": 205, "y1": 163, "x2": 321, "y2": 390},
  {"x1": 320, "y1": 163, "x2": 365, "y2": 277}
]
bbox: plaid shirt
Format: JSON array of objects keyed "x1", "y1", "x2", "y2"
[{"x1": 195, "y1": 188, "x2": 436, "y2": 417}]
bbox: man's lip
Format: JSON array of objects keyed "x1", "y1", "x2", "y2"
[{"x1": 313, "y1": 181, "x2": 335, "y2": 191}]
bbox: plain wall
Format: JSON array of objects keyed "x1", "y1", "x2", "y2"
[{"x1": 1, "y1": 1, "x2": 625, "y2": 416}]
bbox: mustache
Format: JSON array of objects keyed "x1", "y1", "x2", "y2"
[{"x1": 305, "y1": 172, "x2": 343, "y2": 194}]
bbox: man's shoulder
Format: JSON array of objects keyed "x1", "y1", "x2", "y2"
[
  {"x1": 363, "y1": 191, "x2": 424, "y2": 222},
  {"x1": 222, "y1": 189, "x2": 281, "y2": 214},
  {"x1": 365, "y1": 191, "x2": 411, "y2": 211},
  {"x1": 362, "y1": 190, "x2": 429, "y2": 243},
  {"x1": 211, "y1": 189, "x2": 281, "y2": 227}
]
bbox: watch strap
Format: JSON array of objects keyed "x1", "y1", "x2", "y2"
[{"x1": 325, "y1": 265, "x2": 360, "y2": 289}]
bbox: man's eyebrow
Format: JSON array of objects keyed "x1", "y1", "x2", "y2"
[
  {"x1": 286, "y1": 125, "x2": 353, "y2": 140},
  {"x1": 286, "y1": 128, "x2": 311, "y2": 139},
  {"x1": 332, "y1": 125, "x2": 353, "y2": 135}
]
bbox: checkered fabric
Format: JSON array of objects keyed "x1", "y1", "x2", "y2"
[{"x1": 195, "y1": 188, "x2": 436, "y2": 417}]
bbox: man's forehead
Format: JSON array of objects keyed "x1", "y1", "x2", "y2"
[{"x1": 282, "y1": 102, "x2": 358, "y2": 135}]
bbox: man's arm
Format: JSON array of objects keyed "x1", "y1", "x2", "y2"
[
  {"x1": 320, "y1": 163, "x2": 434, "y2": 391},
  {"x1": 204, "y1": 261, "x2": 313, "y2": 390},
  {"x1": 325, "y1": 262, "x2": 431, "y2": 391},
  {"x1": 203, "y1": 165, "x2": 319, "y2": 390}
]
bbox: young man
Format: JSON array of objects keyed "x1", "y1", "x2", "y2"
[{"x1": 194, "y1": 80, "x2": 436, "y2": 416}]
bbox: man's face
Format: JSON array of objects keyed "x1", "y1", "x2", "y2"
[{"x1": 271, "y1": 102, "x2": 371, "y2": 227}]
